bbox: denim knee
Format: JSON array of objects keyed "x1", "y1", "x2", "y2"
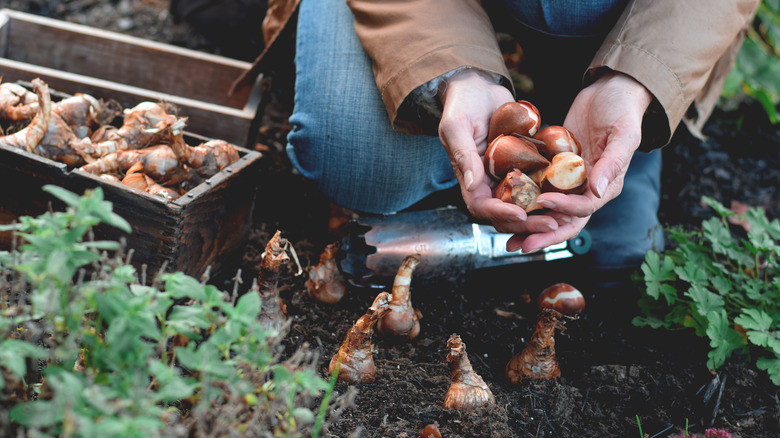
[
  {"x1": 287, "y1": 111, "x2": 456, "y2": 215},
  {"x1": 585, "y1": 149, "x2": 664, "y2": 270}
]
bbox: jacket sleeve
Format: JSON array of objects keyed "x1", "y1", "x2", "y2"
[
  {"x1": 587, "y1": 0, "x2": 760, "y2": 150},
  {"x1": 346, "y1": 0, "x2": 511, "y2": 135}
]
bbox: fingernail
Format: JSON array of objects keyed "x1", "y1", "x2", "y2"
[
  {"x1": 560, "y1": 215, "x2": 572, "y2": 223},
  {"x1": 596, "y1": 177, "x2": 608, "y2": 198},
  {"x1": 537, "y1": 222, "x2": 557, "y2": 232},
  {"x1": 538, "y1": 199, "x2": 556, "y2": 209},
  {"x1": 464, "y1": 170, "x2": 474, "y2": 191},
  {"x1": 524, "y1": 246, "x2": 541, "y2": 254},
  {"x1": 506, "y1": 240, "x2": 522, "y2": 252},
  {"x1": 507, "y1": 215, "x2": 526, "y2": 222}
]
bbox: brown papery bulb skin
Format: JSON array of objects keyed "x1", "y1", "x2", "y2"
[
  {"x1": 494, "y1": 170, "x2": 543, "y2": 213},
  {"x1": 487, "y1": 100, "x2": 541, "y2": 143},
  {"x1": 443, "y1": 334, "x2": 496, "y2": 411},
  {"x1": 505, "y1": 283, "x2": 585, "y2": 383},
  {"x1": 329, "y1": 292, "x2": 391, "y2": 384},
  {"x1": 306, "y1": 242, "x2": 347, "y2": 304},
  {"x1": 484, "y1": 134, "x2": 549, "y2": 180},
  {"x1": 539, "y1": 152, "x2": 588, "y2": 195},
  {"x1": 377, "y1": 254, "x2": 422, "y2": 340},
  {"x1": 505, "y1": 310, "x2": 564, "y2": 383},
  {"x1": 419, "y1": 421, "x2": 442, "y2": 438},
  {"x1": 533, "y1": 125, "x2": 581, "y2": 160},
  {"x1": 537, "y1": 283, "x2": 585, "y2": 317}
]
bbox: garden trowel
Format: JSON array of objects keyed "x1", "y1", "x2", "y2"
[{"x1": 339, "y1": 206, "x2": 591, "y2": 288}]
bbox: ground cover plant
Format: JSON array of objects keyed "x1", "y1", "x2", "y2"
[
  {"x1": 0, "y1": 186, "x2": 352, "y2": 437},
  {"x1": 635, "y1": 197, "x2": 780, "y2": 385},
  {"x1": 1, "y1": 1, "x2": 780, "y2": 437}
]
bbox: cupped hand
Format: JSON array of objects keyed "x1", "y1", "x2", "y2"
[
  {"x1": 438, "y1": 69, "x2": 562, "y2": 236},
  {"x1": 509, "y1": 70, "x2": 654, "y2": 253}
]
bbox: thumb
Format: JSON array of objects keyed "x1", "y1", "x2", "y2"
[
  {"x1": 439, "y1": 123, "x2": 486, "y2": 192},
  {"x1": 589, "y1": 138, "x2": 636, "y2": 199}
]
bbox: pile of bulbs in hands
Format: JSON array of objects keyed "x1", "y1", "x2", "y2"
[{"x1": 485, "y1": 100, "x2": 587, "y2": 212}]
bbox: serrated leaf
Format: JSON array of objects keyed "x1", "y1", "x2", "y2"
[
  {"x1": 709, "y1": 275, "x2": 733, "y2": 297},
  {"x1": 706, "y1": 310, "x2": 747, "y2": 370},
  {"x1": 641, "y1": 252, "x2": 677, "y2": 303},
  {"x1": 757, "y1": 357, "x2": 780, "y2": 386},
  {"x1": 701, "y1": 196, "x2": 734, "y2": 218},
  {"x1": 686, "y1": 284, "x2": 725, "y2": 317},
  {"x1": 736, "y1": 309, "x2": 775, "y2": 348},
  {"x1": 735, "y1": 308, "x2": 773, "y2": 331},
  {"x1": 675, "y1": 261, "x2": 709, "y2": 285},
  {"x1": 702, "y1": 217, "x2": 735, "y2": 257}
]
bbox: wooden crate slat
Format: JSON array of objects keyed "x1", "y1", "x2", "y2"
[
  {"x1": 0, "y1": 9, "x2": 264, "y2": 149},
  {"x1": 2, "y1": 9, "x2": 253, "y2": 109}
]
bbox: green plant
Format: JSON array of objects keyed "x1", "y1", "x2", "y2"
[
  {"x1": 0, "y1": 185, "x2": 352, "y2": 437},
  {"x1": 634, "y1": 196, "x2": 780, "y2": 384},
  {"x1": 723, "y1": 0, "x2": 780, "y2": 122}
]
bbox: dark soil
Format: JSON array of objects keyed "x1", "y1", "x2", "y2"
[{"x1": 3, "y1": 2, "x2": 780, "y2": 437}]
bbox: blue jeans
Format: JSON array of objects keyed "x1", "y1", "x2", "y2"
[{"x1": 287, "y1": 0, "x2": 663, "y2": 270}]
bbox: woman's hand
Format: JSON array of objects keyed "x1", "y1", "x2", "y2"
[
  {"x1": 507, "y1": 70, "x2": 654, "y2": 253},
  {"x1": 438, "y1": 69, "x2": 562, "y2": 236}
]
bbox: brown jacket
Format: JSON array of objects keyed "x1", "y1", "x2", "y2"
[{"x1": 236, "y1": 0, "x2": 759, "y2": 149}]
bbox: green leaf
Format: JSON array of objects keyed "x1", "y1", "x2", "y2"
[
  {"x1": 9, "y1": 400, "x2": 63, "y2": 428},
  {"x1": 148, "y1": 360, "x2": 197, "y2": 403},
  {"x1": 0, "y1": 340, "x2": 48, "y2": 377},
  {"x1": 757, "y1": 357, "x2": 780, "y2": 386},
  {"x1": 231, "y1": 292, "x2": 260, "y2": 320},
  {"x1": 42, "y1": 185, "x2": 83, "y2": 208},
  {"x1": 164, "y1": 273, "x2": 207, "y2": 301},
  {"x1": 709, "y1": 275, "x2": 733, "y2": 297},
  {"x1": 735, "y1": 308, "x2": 774, "y2": 348},
  {"x1": 175, "y1": 344, "x2": 234, "y2": 379},
  {"x1": 701, "y1": 196, "x2": 733, "y2": 218},
  {"x1": 706, "y1": 310, "x2": 747, "y2": 370},
  {"x1": 675, "y1": 261, "x2": 709, "y2": 285},
  {"x1": 632, "y1": 315, "x2": 669, "y2": 329},
  {"x1": 685, "y1": 284, "x2": 725, "y2": 317},
  {"x1": 641, "y1": 252, "x2": 678, "y2": 304}
]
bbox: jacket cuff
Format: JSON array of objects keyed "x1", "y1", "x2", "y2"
[
  {"x1": 383, "y1": 44, "x2": 511, "y2": 135},
  {"x1": 403, "y1": 67, "x2": 509, "y2": 135}
]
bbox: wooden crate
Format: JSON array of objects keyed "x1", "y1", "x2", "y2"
[
  {"x1": 0, "y1": 8, "x2": 263, "y2": 148},
  {"x1": 0, "y1": 138, "x2": 263, "y2": 279},
  {"x1": 0, "y1": 129, "x2": 263, "y2": 278}
]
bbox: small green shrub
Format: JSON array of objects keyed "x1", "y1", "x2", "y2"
[
  {"x1": 0, "y1": 185, "x2": 352, "y2": 437},
  {"x1": 723, "y1": 0, "x2": 780, "y2": 122},
  {"x1": 634, "y1": 197, "x2": 780, "y2": 384}
]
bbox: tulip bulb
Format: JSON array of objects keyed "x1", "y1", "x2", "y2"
[
  {"x1": 533, "y1": 125, "x2": 581, "y2": 160},
  {"x1": 329, "y1": 292, "x2": 391, "y2": 383},
  {"x1": 443, "y1": 334, "x2": 496, "y2": 411},
  {"x1": 494, "y1": 170, "x2": 543, "y2": 212},
  {"x1": 488, "y1": 100, "x2": 541, "y2": 142},
  {"x1": 539, "y1": 152, "x2": 588, "y2": 195},
  {"x1": 484, "y1": 134, "x2": 549, "y2": 180},
  {"x1": 505, "y1": 283, "x2": 585, "y2": 383},
  {"x1": 377, "y1": 254, "x2": 422, "y2": 340},
  {"x1": 419, "y1": 421, "x2": 442, "y2": 438},
  {"x1": 306, "y1": 242, "x2": 347, "y2": 304}
]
